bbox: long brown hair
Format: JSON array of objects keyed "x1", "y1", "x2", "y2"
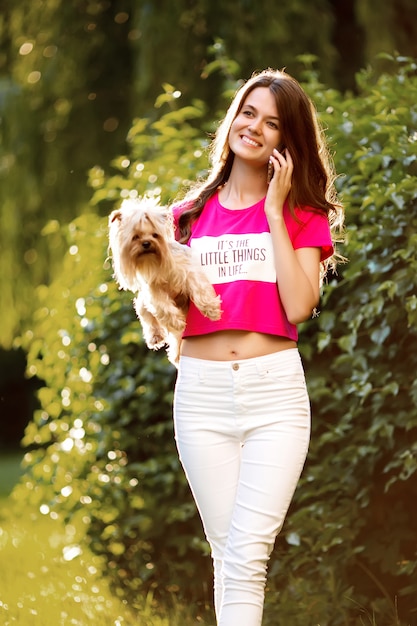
[{"x1": 177, "y1": 68, "x2": 344, "y2": 273}]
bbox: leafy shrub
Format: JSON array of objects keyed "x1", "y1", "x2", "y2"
[
  {"x1": 14, "y1": 94, "x2": 216, "y2": 607},
  {"x1": 265, "y1": 55, "x2": 417, "y2": 626},
  {"x1": 15, "y1": 56, "x2": 417, "y2": 625}
]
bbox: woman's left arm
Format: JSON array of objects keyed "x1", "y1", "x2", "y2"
[{"x1": 265, "y1": 148, "x2": 321, "y2": 325}]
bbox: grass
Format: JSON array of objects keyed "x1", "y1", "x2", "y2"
[
  {"x1": 0, "y1": 511, "x2": 211, "y2": 625},
  {"x1": 0, "y1": 451, "x2": 212, "y2": 626},
  {"x1": 0, "y1": 513, "x2": 134, "y2": 625}
]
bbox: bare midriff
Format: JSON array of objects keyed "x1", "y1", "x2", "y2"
[{"x1": 180, "y1": 330, "x2": 296, "y2": 361}]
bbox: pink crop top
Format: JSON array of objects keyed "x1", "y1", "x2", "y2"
[{"x1": 173, "y1": 192, "x2": 333, "y2": 341}]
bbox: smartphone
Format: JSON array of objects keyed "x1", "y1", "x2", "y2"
[{"x1": 267, "y1": 144, "x2": 286, "y2": 182}]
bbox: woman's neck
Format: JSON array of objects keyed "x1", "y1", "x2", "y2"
[{"x1": 218, "y1": 165, "x2": 268, "y2": 210}]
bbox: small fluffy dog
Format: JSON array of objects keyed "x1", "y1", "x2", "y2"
[{"x1": 108, "y1": 196, "x2": 222, "y2": 365}]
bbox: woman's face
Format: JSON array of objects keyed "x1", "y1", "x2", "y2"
[{"x1": 228, "y1": 87, "x2": 282, "y2": 166}]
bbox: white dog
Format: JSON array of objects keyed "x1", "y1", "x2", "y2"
[{"x1": 108, "y1": 197, "x2": 221, "y2": 365}]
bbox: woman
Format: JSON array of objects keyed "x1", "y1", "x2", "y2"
[{"x1": 172, "y1": 68, "x2": 344, "y2": 626}]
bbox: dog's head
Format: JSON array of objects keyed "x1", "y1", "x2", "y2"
[{"x1": 108, "y1": 197, "x2": 174, "y2": 290}]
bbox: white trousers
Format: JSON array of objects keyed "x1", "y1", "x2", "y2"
[{"x1": 173, "y1": 348, "x2": 311, "y2": 626}]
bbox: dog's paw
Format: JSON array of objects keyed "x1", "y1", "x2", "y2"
[
  {"x1": 142, "y1": 325, "x2": 166, "y2": 349},
  {"x1": 146, "y1": 332, "x2": 166, "y2": 348},
  {"x1": 201, "y1": 296, "x2": 222, "y2": 321}
]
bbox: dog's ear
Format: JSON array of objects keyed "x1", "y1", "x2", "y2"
[{"x1": 109, "y1": 209, "x2": 122, "y2": 225}]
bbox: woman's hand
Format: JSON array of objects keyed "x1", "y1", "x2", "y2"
[
  {"x1": 264, "y1": 147, "x2": 321, "y2": 324},
  {"x1": 264, "y1": 148, "x2": 293, "y2": 220}
]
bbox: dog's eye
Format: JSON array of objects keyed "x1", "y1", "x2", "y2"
[
  {"x1": 152, "y1": 233, "x2": 159, "y2": 239},
  {"x1": 132, "y1": 234, "x2": 140, "y2": 241}
]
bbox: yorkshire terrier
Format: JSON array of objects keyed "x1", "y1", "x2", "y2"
[{"x1": 108, "y1": 196, "x2": 222, "y2": 365}]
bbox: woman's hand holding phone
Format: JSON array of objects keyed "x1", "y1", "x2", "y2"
[{"x1": 265, "y1": 146, "x2": 293, "y2": 220}]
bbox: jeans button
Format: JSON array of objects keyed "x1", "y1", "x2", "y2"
[{"x1": 232, "y1": 363, "x2": 239, "y2": 371}]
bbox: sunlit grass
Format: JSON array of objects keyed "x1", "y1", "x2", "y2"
[
  {"x1": 0, "y1": 452, "x2": 211, "y2": 626},
  {"x1": 0, "y1": 504, "x2": 213, "y2": 626},
  {"x1": 0, "y1": 505, "x2": 132, "y2": 625}
]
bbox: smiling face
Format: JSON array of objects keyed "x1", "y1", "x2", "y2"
[{"x1": 228, "y1": 87, "x2": 282, "y2": 167}]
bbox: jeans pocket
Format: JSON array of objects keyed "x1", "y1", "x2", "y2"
[{"x1": 260, "y1": 356, "x2": 306, "y2": 389}]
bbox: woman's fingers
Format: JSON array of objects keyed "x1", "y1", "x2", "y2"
[{"x1": 268, "y1": 148, "x2": 293, "y2": 190}]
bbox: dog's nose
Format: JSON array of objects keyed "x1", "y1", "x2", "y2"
[{"x1": 142, "y1": 241, "x2": 151, "y2": 249}]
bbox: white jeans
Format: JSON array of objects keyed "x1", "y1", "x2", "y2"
[{"x1": 173, "y1": 348, "x2": 311, "y2": 626}]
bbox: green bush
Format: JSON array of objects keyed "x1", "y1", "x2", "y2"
[
  {"x1": 266, "y1": 55, "x2": 417, "y2": 626},
  {"x1": 14, "y1": 91, "x2": 215, "y2": 608},
  {"x1": 15, "y1": 210, "x2": 213, "y2": 604},
  {"x1": 14, "y1": 56, "x2": 417, "y2": 625}
]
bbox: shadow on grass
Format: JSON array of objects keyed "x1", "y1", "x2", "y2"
[{"x1": 0, "y1": 449, "x2": 24, "y2": 499}]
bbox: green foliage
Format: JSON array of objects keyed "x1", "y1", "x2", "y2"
[
  {"x1": 13, "y1": 211, "x2": 211, "y2": 607},
  {"x1": 2, "y1": 0, "x2": 417, "y2": 348},
  {"x1": 15, "y1": 55, "x2": 417, "y2": 625},
  {"x1": 270, "y1": 55, "x2": 417, "y2": 625},
  {"x1": 88, "y1": 89, "x2": 211, "y2": 208},
  {"x1": 13, "y1": 94, "x2": 217, "y2": 610},
  {"x1": 0, "y1": 0, "x2": 134, "y2": 347}
]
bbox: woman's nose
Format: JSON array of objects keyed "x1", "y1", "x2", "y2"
[{"x1": 248, "y1": 119, "x2": 261, "y2": 133}]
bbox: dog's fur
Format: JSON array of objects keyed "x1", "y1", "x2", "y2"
[{"x1": 108, "y1": 197, "x2": 221, "y2": 365}]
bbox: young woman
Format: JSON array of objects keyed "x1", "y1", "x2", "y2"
[{"x1": 172, "y1": 68, "x2": 344, "y2": 626}]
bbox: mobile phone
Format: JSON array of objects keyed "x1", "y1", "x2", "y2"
[{"x1": 267, "y1": 144, "x2": 286, "y2": 182}]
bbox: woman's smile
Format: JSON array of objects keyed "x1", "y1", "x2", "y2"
[{"x1": 240, "y1": 134, "x2": 262, "y2": 148}]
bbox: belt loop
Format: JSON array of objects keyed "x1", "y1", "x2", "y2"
[{"x1": 198, "y1": 365, "x2": 205, "y2": 384}]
